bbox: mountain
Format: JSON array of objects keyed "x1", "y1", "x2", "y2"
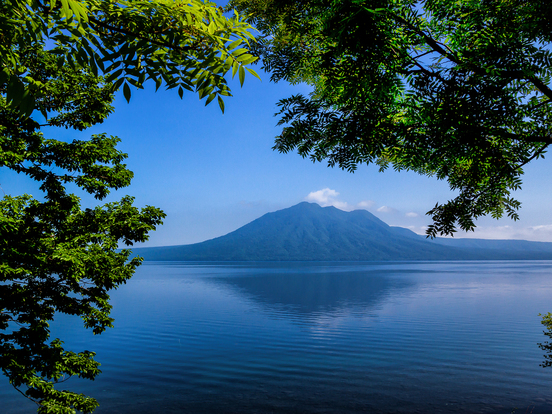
[
  {"x1": 132, "y1": 202, "x2": 552, "y2": 261},
  {"x1": 428, "y1": 236, "x2": 552, "y2": 255}
]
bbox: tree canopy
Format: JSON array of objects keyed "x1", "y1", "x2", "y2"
[
  {"x1": 2, "y1": 0, "x2": 259, "y2": 116},
  {"x1": 0, "y1": 1, "x2": 258, "y2": 413},
  {"x1": 233, "y1": 0, "x2": 552, "y2": 236}
]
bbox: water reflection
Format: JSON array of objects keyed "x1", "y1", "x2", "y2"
[{"x1": 209, "y1": 268, "x2": 417, "y2": 318}]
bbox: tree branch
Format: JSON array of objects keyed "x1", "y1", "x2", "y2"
[
  {"x1": 386, "y1": 9, "x2": 552, "y2": 100},
  {"x1": 516, "y1": 143, "x2": 549, "y2": 170},
  {"x1": 530, "y1": 99, "x2": 552, "y2": 110},
  {"x1": 11, "y1": 384, "x2": 39, "y2": 408},
  {"x1": 494, "y1": 130, "x2": 552, "y2": 145}
]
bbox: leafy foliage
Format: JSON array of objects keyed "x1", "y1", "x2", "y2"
[
  {"x1": 233, "y1": 0, "x2": 552, "y2": 236},
  {"x1": 0, "y1": 46, "x2": 164, "y2": 414},
  {"x1": 1, "y1": 1, "x2": 259, "y2": 413},
  {"x1": 539, "y1": 312, "x2": 552, "y2": 368},
  {"x1": 2, "y1": 0, "x2": 259, "y2": 116}
]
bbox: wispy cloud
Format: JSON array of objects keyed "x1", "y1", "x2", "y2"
[
  {"x1": 376, "y1": 205, "x2": 397, "y2": 214},
  {"x1": 357, "y1": 200, "x2": 375, "y2": 209},
  {"x1": 405, "y1": 212, "x2": 419, "y2": 218}
]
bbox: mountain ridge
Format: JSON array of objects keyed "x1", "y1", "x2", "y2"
[{"x1": 133, "y1": 202, "x2": 552, "y2": 261}]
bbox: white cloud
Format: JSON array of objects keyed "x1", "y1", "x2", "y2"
[
  {"x1": 377, "y1": 205, "x2": 396, "y2": 213},
  {"x1": 405, "y1": 212, "x2": 419, "y2": 218},
  {"x1": 531, "y1": 224, "x2": 552, "y2": 232},
  {"x1": 305, "y1": 188, "x2": 353, "y2": 211},
  {"x1": 305, "y1": 188, "x2": 340, "y2": 205},
  {"x1": 305, "y1": 188, "x2": 375, "y2": 212}
]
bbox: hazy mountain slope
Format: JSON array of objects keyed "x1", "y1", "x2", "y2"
[{"x1": 429, "y1": 237, "x2": 552, "y2": 254}]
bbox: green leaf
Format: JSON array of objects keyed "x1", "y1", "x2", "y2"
[
  {"x1": 106, "y1": 69, "x2": 124, "y2": 83},
  {"x1": 113, "y1": 77, "x2": 125, "y2": 91},
  {"x1": 205, "y1": 92, "x2": 216, "y2": 106},
  {"x1": 217, "y1": 95, "x2": 225, "y2": 113},
  {"x1": 123, "y1": 82, "x2": 131, "y2": 103},
  {"x1": 245, "y1": 67, "x2": 261, "y2": 82},
  {"x1": 19, "y1": 91, "x2": 35, "y2": 118},
  {"x1": 6, "y1": 77, "x2": 25, "y2": 105},
  {"x1": 231, "y1": 48, "x2": 249, "y2": 56},
  {"x1": 239, "y1": 66, "x2": 245, "y2": 87},
  {"x1": 227, "y1": 39, "x2": 243, "y2": 51},
  {"x1": 60, "y1": 0, "x2": 73, "y2": 19},
  {"x1": 70, "y1": 0, "x2": 89, "y2": 22},
  {"x1": 207, "y1": 20, "x2": 216, "y2": 35},
  {"x1": 237, "y1": 54, "x2": 258, "y2": 65}
]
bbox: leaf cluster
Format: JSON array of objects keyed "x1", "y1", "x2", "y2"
[
  {"x1": 539, "y1": 312, "x2": 552, "y2": 368},
  {"x1": 234, "y1": 0, "x2": 552, "y2": 236},
  {"x1": 2, "y1": 0, "x2": 260, "y2": 115}
]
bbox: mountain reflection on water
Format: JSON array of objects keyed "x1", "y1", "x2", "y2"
[{"x1": 209, "y1": 267, "x2": 417, "y2": 318}]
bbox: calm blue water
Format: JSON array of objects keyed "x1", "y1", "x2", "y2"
[{"x1": 2, "y1": 261, "x2": 552, "y2": 413}]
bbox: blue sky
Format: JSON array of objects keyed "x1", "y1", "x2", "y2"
[{"x1": 4, "y1": 66, "x2": 552, "y2": 247}]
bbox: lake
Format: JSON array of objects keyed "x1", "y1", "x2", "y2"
[{"x1": 2, "y1": 261, "x2": 552, "y2": 413}]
